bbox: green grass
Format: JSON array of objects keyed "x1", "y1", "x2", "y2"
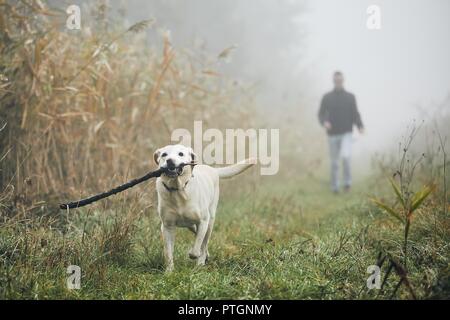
[{"x1": 1, "y1": 175, "x2": 448, "y2": 299}]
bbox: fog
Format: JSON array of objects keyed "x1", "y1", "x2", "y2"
[
  {"x1": 303, "y1": 0, "x2": 450, "y2": 158},
  {"x1": 79, "y1": 0, "x2": 450, "y2": 162}
]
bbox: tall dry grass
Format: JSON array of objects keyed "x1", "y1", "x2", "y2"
[{"x1": 0, "y1": 1, "x2": 255, "y2": 213}]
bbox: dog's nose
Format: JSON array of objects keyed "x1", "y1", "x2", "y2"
[{"x1": 166, "y1": 158, "x2": 176, "y2": 169}]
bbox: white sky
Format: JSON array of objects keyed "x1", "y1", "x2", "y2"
[{"x1": 301, "y1": 0, "x2": 450, "y2": 156}]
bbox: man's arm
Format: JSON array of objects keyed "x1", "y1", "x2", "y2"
[
  {"x1": 318, "y1": 95, "x2": 328, "y2": 126},
  {"x1": 352, "y1": 95, "x2": 364, "y2": 131}
]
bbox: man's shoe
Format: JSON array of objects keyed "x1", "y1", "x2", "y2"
[{"x1": 344, "y1": 186, "x2": 351, "y2": 193}]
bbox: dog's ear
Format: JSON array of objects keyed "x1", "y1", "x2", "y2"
[
  {"x1": 153, "y1": 149, "x2": 161, "y2": 165},
  {"x1": 189, "y1": 148, "x2": 198, "y2": 164}
]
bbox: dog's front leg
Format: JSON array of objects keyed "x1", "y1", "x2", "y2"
[
  {"x1": 161, "y1": 224, "x2": 176, "y2": 272},
  {"x1": 188, "y1": 218, "x2": 208, "y2": 260},
  {"x1": 197, "y1": 218, "x2": 215, "y2": 265}
]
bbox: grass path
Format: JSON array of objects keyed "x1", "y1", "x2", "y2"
[{"x1": 65, "y1": 177, "x2": 378, "y2": 299}]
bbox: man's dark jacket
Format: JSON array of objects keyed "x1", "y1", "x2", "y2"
[{"x1": 318, "y1": 88, "x2": 364, "y2": 136}]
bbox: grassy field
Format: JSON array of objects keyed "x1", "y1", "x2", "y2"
[{"x1": 1, "y1": 172, "x2": 448, "y2": 299}]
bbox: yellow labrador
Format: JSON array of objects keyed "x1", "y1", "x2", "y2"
[{"x1": 153, "y1": 144, "x2": 255, "y2": 272}]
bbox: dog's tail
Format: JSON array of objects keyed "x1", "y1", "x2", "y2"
[{"x1": 216, "y1": 158, "x2": 257, "y2": 179}]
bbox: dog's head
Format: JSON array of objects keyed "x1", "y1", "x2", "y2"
[{"x1": 153, "y1": 144, "x2": 198, "y2": 178}]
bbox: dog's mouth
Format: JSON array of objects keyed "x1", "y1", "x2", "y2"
[{"x1": 163, "y1": 166, "x2": 184, "y2": 177}]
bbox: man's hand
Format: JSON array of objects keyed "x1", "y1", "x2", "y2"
[
  {"x1": 358, "y1": 127, "x2": 365, "y2": 135},
  {"x1": 323, "y1": 121, "x2": 332, "y2": 130}
]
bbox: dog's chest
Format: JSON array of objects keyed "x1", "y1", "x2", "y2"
[{"x1": 159, "y1": 192, "x2": 202, "y2": 224}]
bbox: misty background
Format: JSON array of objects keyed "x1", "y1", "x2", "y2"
[{"x1": 69, "y1": 0, "x2": 450, "y2": 170}]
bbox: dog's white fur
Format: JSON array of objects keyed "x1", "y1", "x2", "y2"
[{"x1": 154, "y1": 144, "x2": 255, "y2": 272}]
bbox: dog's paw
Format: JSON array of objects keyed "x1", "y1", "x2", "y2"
[
  {"x1": 197, "y1": 253, "x2": 208, "y2": 266},
  {"x1": 188, "y1": 248, "x2": 201, "y2": 260},
  {"x1": 165, "y1": 264, "x2": 174, "y2": 273},
  {"x1": 197, "y1": 259, "x2": 206, "y2": 266}
]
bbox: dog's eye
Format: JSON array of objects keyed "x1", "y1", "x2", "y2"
[
  {"x1": 178, "y1": 152, "x2": 184, "y2": 157},
  {"x1": 161, "y1": 153, "x2": 167, "y2": 157}
]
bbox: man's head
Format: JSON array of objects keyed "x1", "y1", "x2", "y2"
[{"x1": 333, "y1": 71, "x2": 344, "y2": 90}]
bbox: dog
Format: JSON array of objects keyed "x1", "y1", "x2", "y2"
[{"x1": 153, "y1": 144, "x2": 256, "y2": 272}]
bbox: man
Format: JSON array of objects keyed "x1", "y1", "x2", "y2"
[{"x1": 318, "y1": 71, "x2": 364, "y2": 193}]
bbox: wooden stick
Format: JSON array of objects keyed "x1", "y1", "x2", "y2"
[{"x1": 60, "y1": 167, "x2": 166, "y2": 209}]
